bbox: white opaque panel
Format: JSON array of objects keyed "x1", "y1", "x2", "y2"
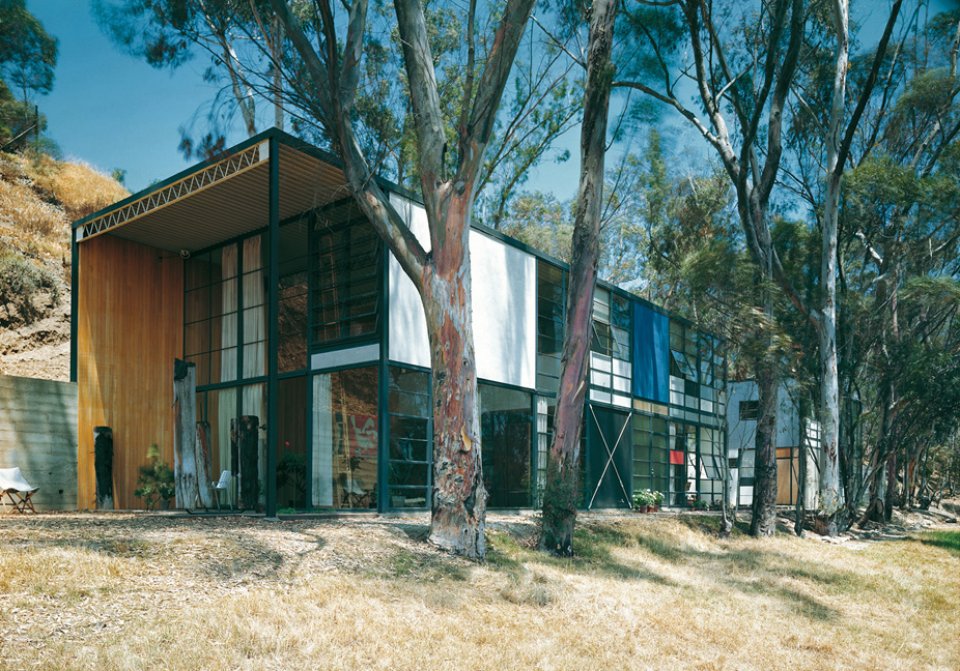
[
  {"x1": 387, "y1": 192, "x2": 431, "y2": 369},
  {"x1": 612, "y1": 376, "x2": 630, "y2": 393},
  {"x1": 670, "y1": 390, "x2": 683, "y2": 406},
  {"x1": 591, "y1": 352, "x2": 612, "y2": 373},
  {"x1": 590, "y1": 389, "x2": 612, "y2": 404},
  {"x1": 670, "y1": 376, "x2": 684, "y2": 392},
  {"x1": 612, "y1": 394, "x2": 631, "y2": 408},
  {"x1": 469, "y1": 229, "x2": 536, "y2": 389},
  {"x1": 613, "y1": 359, "x2": 631, "y2": 378},
  {"x1": 591, "y1": 370, "x2": 612, "y2": 388},
  {"x1": 311, "y1": 344, "x2": 380, "y2": 371}
]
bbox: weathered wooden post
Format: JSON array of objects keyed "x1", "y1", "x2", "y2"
[
  {"x1": 94, "y1": 426, "x2": 113, "y2": 510},
  {"x1": 173, "y1": 359, "x2": 199, "y2": 509},
  {"x1": 232, "y1": 415, "x2": 260, "y2": 510},
  {"x1": 195, "y1": 420, "x2": 214, "y2": 508}
]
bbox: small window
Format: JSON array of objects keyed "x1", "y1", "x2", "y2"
[{"x1": 739, "y1": 400, "x2": 759, "y2": 420}]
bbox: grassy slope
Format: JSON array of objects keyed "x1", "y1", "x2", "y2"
[
  {"x1": 0, "y1": 514, "x2": 956, "y2": 671},
  {"x1": 0, "y1": 151, "x2": 127, "y2": 379}
]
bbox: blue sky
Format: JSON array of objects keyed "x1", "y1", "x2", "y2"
[
  {"x1": 25, "y1": 0, "x2": 960, "y2": 199},
  {"x1": 27, "y1": 0, "x2": 583, "y2": 197},
  {"x1": 29, "y1": 1, "x2": 239, "y2": 192}
]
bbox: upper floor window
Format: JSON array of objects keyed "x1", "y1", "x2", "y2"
[
  {"x1": 310, "y1": 201, "x2": 382, "y2": 347},
  {"x1": 591, "y1": 288, "x2": 630, "y2": 361}
]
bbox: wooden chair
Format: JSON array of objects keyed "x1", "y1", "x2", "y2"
[{"x1": 0, "y1": 467, "x2": 38, "y2": 513}]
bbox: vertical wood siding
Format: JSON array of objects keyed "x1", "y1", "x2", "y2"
[{"x1": 77, "y1": 236, "x2": 183, "y2": 509}]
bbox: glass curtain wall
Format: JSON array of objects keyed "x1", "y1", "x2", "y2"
[
  {"x1": 536, "y1": 260, "x2": 565, "y2": 393},
  {"x1": 312, "y1": 367, "x2": 379, "y2": 509},
  {"x1": 387, "y1": 367, "x2": 431, "y2": 509},
  {"x1": 186, "y1": 235, "x2": 268, "y2": 511},
  {"x1": 311, "y1": 201, "x2": 382, "y2": 346},
  {"x1": 480, "y1": 384, "x2": 533, "y2": 508}
]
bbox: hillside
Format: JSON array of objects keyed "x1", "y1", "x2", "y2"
[{"x1": 0, "y1": 151, "x2": 127, "y2": 380}]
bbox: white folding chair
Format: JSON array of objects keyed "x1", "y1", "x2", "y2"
[
  {"x1": 212, "y1": 470, "x2": 232, "y2": 511},
  {"x1": 0, "y1": 467, "x2": 38, "y2": 513}
]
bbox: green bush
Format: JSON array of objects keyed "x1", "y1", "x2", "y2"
[{"x1": 0, "y1": 252, "x2": 57, "y2": 324}]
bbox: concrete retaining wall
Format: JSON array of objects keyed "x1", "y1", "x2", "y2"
[{"x1": 0, "y1": 375, "x2": 77, "y2": 510}]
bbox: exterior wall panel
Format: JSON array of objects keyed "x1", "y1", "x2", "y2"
[
  {"x1": 77, "y1": 235, "x2": 183, "y2": 509},
  {"x1": 0, "y1": 375, "x2": 77, "y2": 510},
  {"x1": 386, "y1": 193, "x2": 536, "y2": 390},
  {"x1": 387, "y1": 193, "x2": 431, "y2": 369},
  {"x1": 470, "y1": 230, "x2": 536, "y2": 389}
]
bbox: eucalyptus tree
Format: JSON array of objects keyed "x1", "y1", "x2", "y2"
[
  {"x1": 267, "y1": 0, "x2": 541, "y2": 558},
  {"x1": 541, "y1": 0, "x2": 618, "y2": 556},
  {"x1": 614, "y1": 0, "x2": 809, "y2": 536},
  {"x1": 784, "y1": 2, "x2": 957, "y2": 526},
  {"x1": 98, "y1": 0, "x2": 541, "y2": 558},
  {"x1": 0, "y1": 0, "x2": 57, "y2": 103}
]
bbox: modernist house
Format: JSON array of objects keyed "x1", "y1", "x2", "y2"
[
  {"x1": 726, "y1": 380, "x2": 820, "y2": 508},
  {"x1": 71, "y1": 128, "x2": 727, "y2": 515}
]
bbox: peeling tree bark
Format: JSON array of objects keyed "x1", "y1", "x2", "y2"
[
  {"x1": 541, "y1": 0, "x2": 618, "y2": 556},
  {"x1": 422, "y1": 215, "x2": 486, "y2": 555}
]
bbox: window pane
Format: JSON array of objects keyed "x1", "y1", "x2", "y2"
[
  {"x1": 388, "y1": 367, "x2": 431, "y2": 509},
  {"x1": 312, "y1": 367, "x2": 379, "y2": 510},
  {"x1": 276, "y1": 377, "x2": 308, "y2": 510},
  {"x1": 311, "y1": 202, "x2": 382, "y2": 346},
  {"x1": 481, "y1": 384, "x2": 532, "y2": 507}
]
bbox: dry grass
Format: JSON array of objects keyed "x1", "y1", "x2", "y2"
[
  {"x1": 0, "y1": 151, "x2": 127, "y2": 261},
  {"x1": 0, "y1": 513, "x2": 957, "y2": 671}
]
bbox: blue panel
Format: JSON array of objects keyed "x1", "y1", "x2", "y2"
[{"x1": 632, "y1": 302, "x2": 669, "y2": 403}]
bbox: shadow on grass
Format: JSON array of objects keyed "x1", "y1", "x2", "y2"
[
  {"x1": 2, "y1": 515, "x2": 326, "y2": 584},
  {"x1": 486, "y1": 523, "x2": 679, "y2": 586},
  {"x1": 497, "y1": 514, "x2": 858, "y2": 621}
]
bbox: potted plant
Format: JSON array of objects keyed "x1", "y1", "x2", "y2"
[
  {"x1": 652, "y1": 490, "x2": 664, "y2": 512},
  {"x1": 135, "y1": 444, "x2": 175, "y2": 510},
  {"x1": 632, "y1": 489, "x2": 656, "y2": 512}
]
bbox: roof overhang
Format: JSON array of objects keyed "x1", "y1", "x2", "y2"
[{"x1": 73, "y1": 129, "x2": 386, "y2": 254}]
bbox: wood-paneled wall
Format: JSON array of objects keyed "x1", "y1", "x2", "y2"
[{"x1": 77, "y1": 235, "x2": 183, "y2": 509}]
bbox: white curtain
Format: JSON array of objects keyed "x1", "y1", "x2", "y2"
[
  {"x1": 217, "y1": 244, "x2": 239, "y2": 504},
  {"x1": 312, "y1": 374, "x2": 334, "y2": 507},
  {"x1": 241, "y1": 236, "x2": 266, "y2": 506}
]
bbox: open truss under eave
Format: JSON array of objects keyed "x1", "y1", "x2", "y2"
[{"x1": 76, "y1": 141, "x2": 269, "y2": 243}]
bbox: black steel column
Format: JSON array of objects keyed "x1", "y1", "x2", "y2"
[
  {"x1": 70, "y1": 228, "x2": 78, "y2": 382},
  {"x1": 377, "y1": 237, "x2": 390, "y2": 512},
  {"x1": 266, "y1": 135, "x2": 280, "y2": 517}
]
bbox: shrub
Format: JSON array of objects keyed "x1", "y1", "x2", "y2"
[
  {"x1": 134, "y1": 444, "x2": 175, "y2": 510},
  {"x1": 0, "y1": 252, "x2": 57, "y2": 324}
]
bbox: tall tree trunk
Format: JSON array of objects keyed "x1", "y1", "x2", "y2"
[
  {"x1": 750, "y1": 358, "x2": 779, "y2": 536},
  {"x1": 816, "y1": 0, "x2": 849, "y2": 535},
  {"x1": 423, "y1": 196, "x2": 486, "y2": 558},
  {"x1": 540, "y1": 0, "x2": 617, "y2": 556},
  {"x1": 883, "y1": 450, "x2": 897, "y2": 522}
]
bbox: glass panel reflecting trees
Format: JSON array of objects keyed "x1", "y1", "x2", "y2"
[
  {"x1": 312, "y1": 367, "x2": 378, "y2": 509},
  {"x1": 480, "y1": 384, "x2": 533, "y2": 507},
  {"x1": 311, "y1": 202, "x2": 382, "y2": 345},
  {"x1": 388, "y1": 367, "x2": 431, "y2": 509}
]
